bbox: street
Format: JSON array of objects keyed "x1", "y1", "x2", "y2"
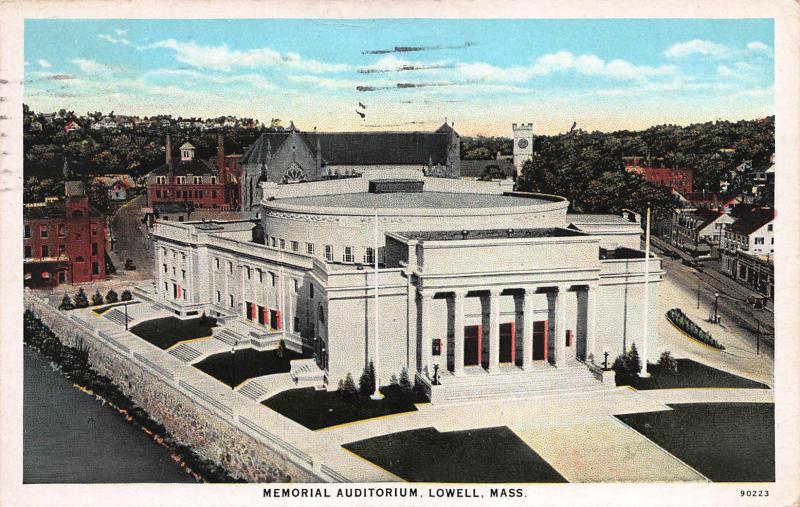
[{"x1": 110, "y1": 194, "x2": 154, "y2": 280}]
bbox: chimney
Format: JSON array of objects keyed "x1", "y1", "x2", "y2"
[
  {"x1": 165, "y1": 133, "x2": 172, "y2": 166},
  {"x1": 217, "y1": 132, "x2": 226, "y2": 182}
]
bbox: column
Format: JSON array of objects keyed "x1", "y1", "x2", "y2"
[
  {"x1": 488, "y1": 288, "x2": 501, "y2": 372},
  {"x1": 453, "y1": 290, "x2": 466, "y2": 376},
  {"x1": 419, "y1": 292, "x2": 432, "y2": 377},
  {"x1": 585, "y1": 285, "x2": 597, "y2": 363},
  {"x1": 554, "y1": 286, "x2": 567, "y2": 367},
  {"x1": 521, "y1": 287, "x2": 535, "y2": 370},
  {"x1": 240, "y1": 264, "x2": 247, "y2": 319}
]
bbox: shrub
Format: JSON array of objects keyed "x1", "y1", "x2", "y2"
[
  {"x1": 359, "y1": 361, "x2": 376, "y2": 396},
  {"x1": 73, "y1": 288, "x2": 89, "y2": 308},
  {"x1": 58, "y1": 293, "x2": 74, "y2": 311},
  {"x1": 399, "y1": 367, "x2": 412, "y2": 393},
  {"x1": 666, "y1": 308, "x2": 725, "y2": 350},
  {"x1": 389, "y1": 373, "x2": 399, "y2": 386},
  {"x1": 658, "y1": 350, "x2": 678, "y2": 374},
  {"x1": 624, "y1": 343, "x2": 642, "y2": 377},
  {"x1": 121, "y1": 289, "x2": 132, "y2": 301},
  {"x1": 341, "y1": 372, "x2": 358, "y2": 396},
  {"x1": 105, "y1": 289, "x2": 118, "y2": 304},
  {"x1": 91, "y1": 290, "x2": 104, "y2": 306},
  {"x1": 277, "y1": 339, "x2": 286, "y2": 358}
]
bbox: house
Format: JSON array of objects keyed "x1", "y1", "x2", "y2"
[
  {"x1": 720, "y1": 207, "x2": 774, "y2": 257},
  {"x1": 94, "y1": 174, "x2": 137, "y2": 200},
  {"x1": 460, "y1": 159, "x2": 516, "y2": 181},
  {"x1": 670, "y1": 208, "x2": 730, "y2": 255},
  {"x1": 624, "y1": 157, "x2": 693, "y2": 194}
]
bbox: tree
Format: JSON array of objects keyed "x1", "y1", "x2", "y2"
[
  {"x1": 399, "y1": 367, "x2": 412, "y2": 393},
  {"x1": 624, "y1": 343, "x2": 642, "y2": 377},
  {"x1": 658, "y1": 350, "x2": 678, "y2": 374},
  {"x1": 358, "y1": 361, "x2": 376, "y2": 396},
  {"x1": 105, "y1": 289, "x2": 118, "y2": 304},
  {"x1": 341, "y1": 372, "x2": 357, "y2": 397},
  {"x1": 58, "y1": 293, "x2": 74, "y2": 310},
  {"x1": 73, "y1": 288, "x2": 89, "y2": 308},
  {"x1": 463, "y1": 146, "x2": 492, "y2": 160},
  {"x1": 121, "y1": 289, "x2": 132, "y2": 301},
  {"x1": 91, "y1": 290, "x2": 104, "y2": 306},
  {"x1": 277, "y1": 339, "x2": 286, "y2": 359}
]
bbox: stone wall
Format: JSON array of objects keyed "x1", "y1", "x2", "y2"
[{"x1": 23, "y1": 292, "x2": 325, "y2": 483}]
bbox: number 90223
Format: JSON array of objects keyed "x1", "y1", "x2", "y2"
[{"x1": 741, "y1": 490, "x2": 769, "y2": 497}]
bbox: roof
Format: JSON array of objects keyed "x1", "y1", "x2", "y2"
[
  {"x1": 179, "y1": 142, "x2": 195, "y2": 149},
  {"x1": 459, "y1": 159, "x2": 516, "y2": 178},
  {"x1": 567, "y1": 214, "x2": 638, "y2": 226},
  {"x1": 23, "y1": 199, "x2": 102, "y2": 220},
  {"x1": 150, "y1": 158, "x2": 217, "y2": 177},
  {"x1": 241, "y1": 128, "x2": 457, "y2": 166},
  {"x1": 395, "y1": 227, "x2": 584, "y2": 242},
  {"x1": 275, "y1": 191, "x2": 551, "y2": 210},
  {"x1": 729, "y1": 208, "x2": 774, "y2": 235}
]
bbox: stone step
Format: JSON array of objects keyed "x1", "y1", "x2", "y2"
[
  {"x1": 436, "y1": 384, "x2": 610, "y2": 404},
  {"x1": 168, "y1": 344, "x2": 202, "y2": 363}
]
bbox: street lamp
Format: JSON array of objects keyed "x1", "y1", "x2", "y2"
[
  {"x1": 713, "y1": 292, "x2": 720, "y2": 324},
  {"x1": 229, "y1": 339, "x2": 238, "y2": 390}
]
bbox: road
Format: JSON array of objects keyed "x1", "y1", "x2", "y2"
[
  {"x1": 651, "y1": 238, "x2": 774, "y2": 355},
  {"x1": 110, "y1": 193, "x2": 154, "y2": 280}
]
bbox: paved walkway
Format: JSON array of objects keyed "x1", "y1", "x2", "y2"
[{"x1": 512, "y1": 417, "x2": 707, "y2": 482}]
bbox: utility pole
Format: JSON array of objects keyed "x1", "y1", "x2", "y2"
[{"x1": 756, "y1": 319, "x2": 761, "y2": 356}]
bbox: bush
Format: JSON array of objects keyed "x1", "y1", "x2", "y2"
[
  {"x1": 624, "y1": 342, "x2": 642, "y2": 377},
  {"x1": 399, "y1": 367, "x2": 412, "y2": 394},
  {"x1": 121, "y1": 289, "x2": 133, "y2": 301},
  {"x1": 359, "y1": 361, "x2": 376, "y2": 396},
  {"x1": 105, "y1": 289, "x2": 118, "y2": 304},
  {"x1": 91, "y1": 290, "x2": 104, "y2": 306},
  {"x1": 389, "y1": 373, "x2": 398, "y2": 386},
  {"x1": 341, "y1": 372, "x2": 358, "y2": 397},
  {"x1": 73, "y1": 288, "x2": 89, "y2": 308},
  {"x1": 277, "y1": 339, "x2": 286, "y2": 359},
  {"x1": 58, "y1": 293, "x2": 74, "y2": 311},
  {"x1": 658, "y1": 350, "x2": 678, "y2": 374},
  {"x1": 666, "y1": 308, "x2": 725, "y2": 350}
]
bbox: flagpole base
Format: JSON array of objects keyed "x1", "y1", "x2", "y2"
[{"x1": 370, "y1": 392, "x2": 384, "y2": 401}]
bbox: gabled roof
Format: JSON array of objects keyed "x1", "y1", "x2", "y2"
[
  {"x1": 241, "y1": 128, "x2": 457, "y2": 167},
  {"x1": 729, "y1": 208, "x2": 774, "y2": 235},
  {"x1": 179, "y1": 142, "x2": 195, "y2": 150}
]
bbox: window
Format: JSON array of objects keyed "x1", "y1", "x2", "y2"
[
  {"x1": 156, "y1": 190, "x2": 162, "y2": 199},
  {"x1": 75, "y1": 256, "x2": 84, "y2": 262},
  {"x1": 270, "y1": 272, "x2": 276, "y2": 287},
  {"x1": 271, "y1": 237, "x2": 277, "y2": 248},
  {"x1": 279, "y1": 239, "x2": 285, "y2": 250},
  {"x1": 92, "y1": 243, "x2": 98, "y2": 255},
  {"x1": 343, "y1": 246, "x2": 354, "y2": 263},
  {"x1": 246, "y1": 266, "x2": 251, "y2": 279},
  {"x1": 157, "y1": 176, "x2": 166, "y2": 185},
  {"x1": 364, "y1": 247, "x2": 375, "y2": 264},
  {"x1": 229, "y1": 295, "x2": 234, "y2": 308},
  {"x1": 768, "y1": 224, "x2": 773, "y2": 232},
  {"x1": 24, "y1": 245, "x2": 31, "y2": 258},
  {"x1": 324, "y1": 245, "x2": 333, "y2": 262},
  {"x1": 178, "y1": 216, "x2": 184, "y2": 222},
  {"x1": 163, "y1": 263, "x2": 167, "y2": 273},
  {"x1": 59, "y1": 244, "x2": 65, "y2": 256},
  {"x1": 216, "y1": 291, "x2": 221, "y2": 303},
  {"x1": 210, "y1": 176, "x2": 217, "y2": 185},
  {"x1": 306, "y1": 243, "x2": 314, "y2": 255},
  {"x1": 193, "y1": 176, "x2": 202, "y2": 184},
  {"x1": 91, "y1": 224, "x2": 98, "y2": 236},
  {"x1": 92, "y1": 262, "x2": 99, "y2": 275},
  {"x1": 432, "y1": 339, "x2": 441, "y2": 356},
  {"x1": 258, "y1": 269, "x2": 263, "y2": 283},
  {"x1": 58, "y1": 271, "x2": 66, "y2": 283},
  {"x1": 228, "y1": 261, "x2": 233, "y2": 274},
  {"x1": 215, "y1": 257, "x2": 220, "y2": 270},
  {"x1": 293, "y1": 279, "x2": 299, "y2": 292},
  {"x1": 181, "y1": 269, "x2": 186, "y2": 280},
  {"x1": 172, "y1": 266, "x2": 176, "y2": 276},
  {"x1": 291, "y1": 241, "x2": 299, "y2": 252},
  {"x1": 40, "y1": 225, "x2": 48, "y2": 238},
  {"x1": 211, "y1": 190, "x2": 217, "y2": 198},
  {"x1": 198, "y1": 191, "x2": 203, "y2": 199},
  {"x1": 755, "y1": 237, "x2": 765, "y2": 245},
  {"x1": 24, "y1": 225, "x2": 30, "y2": 238},
  {"x1": 41, "y1": 245, "x2": 49, "y2": 257},
  {"x1": 177, "y1": 176, "x2": 186, "y2": 185},
  {"x1": 58, "y1": 224, "x2": 65, "y2": 237},
  {"x1": 310, "y1": 284, "x2": 314, "y2": 299}
]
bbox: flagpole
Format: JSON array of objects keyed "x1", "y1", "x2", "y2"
[
  {"x1": 641, "y1": 206, "x2": 651, "y2": 378},
  {"x1": 371, "y1": 207, "x2": 383, "y2": 400}
]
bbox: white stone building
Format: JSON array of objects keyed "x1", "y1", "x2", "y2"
[{"x1": 149, "y1": 169, "x2": 662, "y2": 402}]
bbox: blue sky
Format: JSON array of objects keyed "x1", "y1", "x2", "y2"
[{"x1": 24, "y1": 19, "x2": 774, "y2": 135}]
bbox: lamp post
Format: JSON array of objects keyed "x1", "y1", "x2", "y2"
[
  {"x1": 123, "y1": 300, "x2": 130, "y2": 331},
  {"x1": 230, "y1": 339, "x2": 237, "y2": 390},
  {"x1": 713, "y1": 292, "x2": 720, "y2": 324}
]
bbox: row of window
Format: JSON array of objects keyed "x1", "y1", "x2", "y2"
[
  {"x1": 155, "y1": 176, "x2": 217, "y2": 185},
  {"x1": 24, "y1": 223, "x2": 98, "y2": 239},
  {"x1": 24, "y1": 243, "x2": 99, "y2": 258},
  {"x1": 262, "y1": 235, "x2": 375, "y2": 264}
]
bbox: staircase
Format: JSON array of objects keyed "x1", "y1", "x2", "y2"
[
  {"x1": 421, "y1": 363, "x2": 609, "y2": 404},
  {"x1": 237, "y1": 360, "x2": 325, "y2": 402},
  {"x1": 168, "y1": 343, "x2": 203, "y2": 363},
  {"x1": 213, "y1": 327, "x2": 245, "y2": 346},
  {"x1": 104, "y1": 308, "x2": 132, "y2": 327}
]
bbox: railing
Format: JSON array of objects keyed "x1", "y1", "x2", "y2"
[{"x1": 97, "y1": 330, "x2": 131, "y2": 355}]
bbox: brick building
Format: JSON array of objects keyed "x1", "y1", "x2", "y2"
[
  {"x1": 624, "y1": 158, "x2": 693, "y2": 194},
  {"x1": 146, "y1": 134, "x2": 242, "y2": 211},
  {"x1": 23, "y1": 171, "x2": 107, "y2": 288}
]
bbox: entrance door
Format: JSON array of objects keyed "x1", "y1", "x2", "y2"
[
  {"x1": 257, "y1": 305, "x2": 265, "y2": 325},
  {"x1": 464, "y1": 325, "x2": 481, "y2": 366},
  {"x1": 533, "y1": 320, "x2": 548, "y2": 361},
  {"x1": 499, "y1": 323, "x2": 515, "y2": 363}
]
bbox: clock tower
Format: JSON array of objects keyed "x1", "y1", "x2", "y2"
[{"x1": 512, "y1": 123, "x2": 534, "y2": 176}]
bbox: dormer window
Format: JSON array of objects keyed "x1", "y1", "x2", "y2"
[
  {"x1": 176, "y1": 176, "x2": 186, "y2": 185},
  {"x1": 180, "y1": 142, "x2": 195, "y2": 161},
  {"x1": 157, "y1": 176, "x2": 166, "y2": 185},
  {"x1": 193, "y1": 176, "x2": 202, "y2": 184}
]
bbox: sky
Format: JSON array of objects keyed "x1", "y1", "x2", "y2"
[{"x1": 24, "y1": 19, "x2": 774, "y2": 136}]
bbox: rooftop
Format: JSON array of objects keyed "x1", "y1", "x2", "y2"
[
  {"x1": 729, "y1": 208, "x2": 774, "y2": 235},
  {"x1": 274, "y1": 191, "x2": 553, "y2": 210},
  {"x1": 567, "y1": 214, "x2": 639, "y2": 225},
  {"x1": 395, "y1": 227, "x2": 584, "y2": 242}
]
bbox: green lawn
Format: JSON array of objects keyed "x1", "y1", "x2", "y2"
[
  {"x1": 194, "y1": 348, "x2": 302, "y2": 388},
  {"x1": 344, "y1": 426, "x2": 567, "y2": 483},
  {"x1": 619, "y1": 359, "x2": 770, "y2": 390},
  {"x1": 263, "y1": 385, "x2": 426, "y2": 430},
  {"x1": 129, "y1": 316, "x2": 216, "y2": 349},
  {"x1": 618, "y1": 403, "x2": 774, "y2": 482}
]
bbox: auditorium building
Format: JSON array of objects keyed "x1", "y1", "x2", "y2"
[{"x1": 147, "y1": 169, "x2": 661, "y2": 402}]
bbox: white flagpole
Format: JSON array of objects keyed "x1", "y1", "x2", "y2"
[
  {"x1": 371, "y1": 207, "x2": 383, "y2": 400},
  {"x1": 641, "y1": 206, "x2": 651, "y2": 377}
]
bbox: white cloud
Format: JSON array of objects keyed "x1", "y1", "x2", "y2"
[
  {"x1": 664, "y1": 39, "x2": 728, "y2": 58},
  {"x1": 98, "y1": 33, "x2": 132, "y2": 46},
  {"x1": 71, "y1": 58, "x2": 114, "y2": 75},
  {"x1": 147, "y1": 68, "x2": 275, "y2": 89},
  {"x1": 38, "y1": 59, "x2": 51, "y2": 68},
  {"x1": 288, "y1": 75, "x2": 364, "y2": 89},
  {"x1": 456, "y1": 51, "x2": 677, "y2": 83},
  {"x1": 114, "y1": 29, "x2": 129, "y2": 36},
  {"x1": 149, "y1": 39, "x2": 350, "y2": 73},
  {"x1": 747, "y1": 41, "x2": 768, "y2": 51}
]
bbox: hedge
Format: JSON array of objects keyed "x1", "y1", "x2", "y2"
[{"x1": 666, "y1": 308, "x2": 725, "y2": 350}]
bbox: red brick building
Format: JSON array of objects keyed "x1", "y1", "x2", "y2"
[
  {"x1": 23, "y1": 180, "x2": 107, "y2": 287},
  {"x1": 625, "y1": 158, "x2": 693, "y2": 194},
  {"x1": 146, "y1": 134, "x2": 242, "y2": 210}
]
